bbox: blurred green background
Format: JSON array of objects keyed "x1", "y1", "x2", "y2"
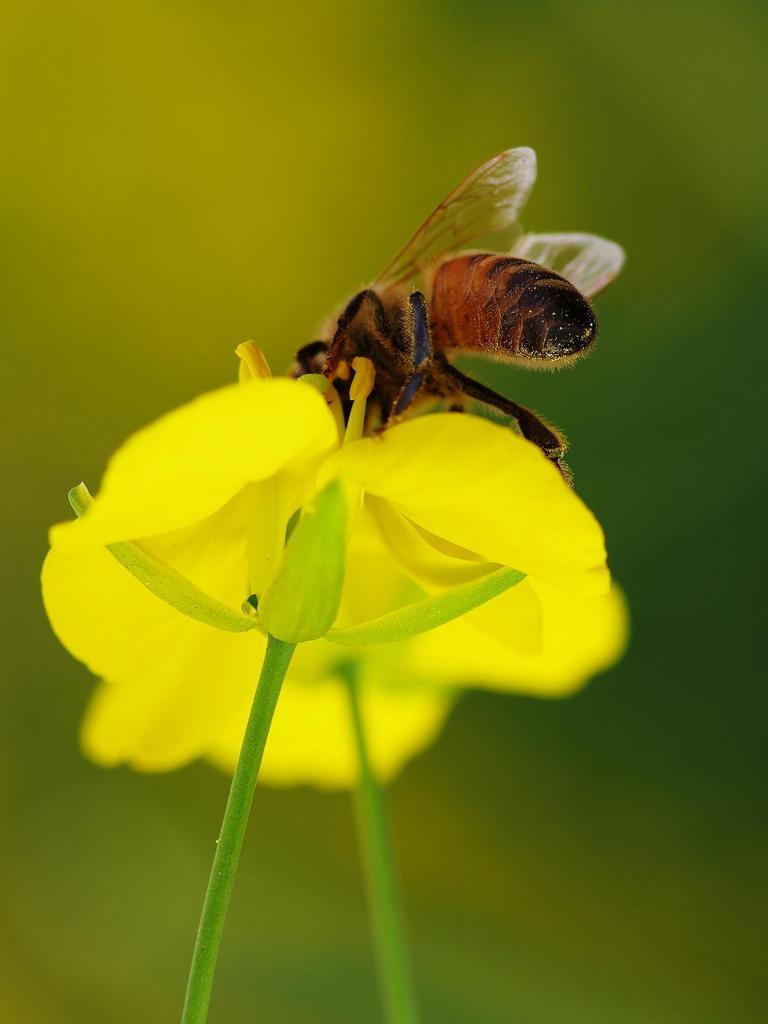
[{"x1": 2, "y1": 1, "x2": 766, "y2": 1021}]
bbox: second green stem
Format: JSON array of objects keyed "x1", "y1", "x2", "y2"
[{"x1": 347, "y1": 676, "x2": 421, "y2": 1024}]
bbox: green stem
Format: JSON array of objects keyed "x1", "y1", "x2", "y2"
[
  {"x1": 346, "y1": 676, "x2": 421, "y2": 1024},
  {"x1": 181, "y1": 635, "x2": 296, "y2": 1024}
]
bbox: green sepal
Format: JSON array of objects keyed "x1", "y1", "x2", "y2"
[
  {"x1": 257, "y1": 479, "x2": 347, "y2": 643},
  {"x1": 68, "y1": 483, "x2": 259, "y2": 634},
  {"x1": 326, "y1": 566, "x2": 525, "y2": 646}
]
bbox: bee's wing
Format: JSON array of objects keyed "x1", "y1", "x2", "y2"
[
  {"x1": 511, "y1": 232, "x2": 625, "y2": 298},
  {"x1": 375, "y1": 148, "x2": 537, "y2": 290}
]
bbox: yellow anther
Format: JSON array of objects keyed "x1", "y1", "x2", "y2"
[
  {"x1": 235, "y1": 342, "x2": 273, "y2": 383},
  {"x1": 349, "y1": 357, "x2": 376, "y2": 401}
]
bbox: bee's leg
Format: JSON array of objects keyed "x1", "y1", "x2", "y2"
[
  {"x1": 325, "y1": 289, "x2": 389, "y2": 376},
  {"x1": 441, "y1": 363, "x2": 571, "y2": 479},
  {"x1": 293, "y1": 340, "x2": 329, "y2": 376},
  {"x1": 391, "y1": 292, "x2": 432, "y2": 416}
]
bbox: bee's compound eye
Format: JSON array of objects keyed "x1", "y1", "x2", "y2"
[{"x1": 521, "y1": 287, "x2": 596, "y2": 359}]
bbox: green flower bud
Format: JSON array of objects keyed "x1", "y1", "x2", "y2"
[{"x1": 257, "y1": 480, "x2": 347, "y2": 643}]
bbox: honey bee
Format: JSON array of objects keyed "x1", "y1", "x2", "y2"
[{"x1": 294, "y1": 148, "x2": 624, "y2": 477}]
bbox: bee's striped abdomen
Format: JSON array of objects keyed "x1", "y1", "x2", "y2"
[{"x1": 429, "y1": 254, "x2": 597, "y2": 362}]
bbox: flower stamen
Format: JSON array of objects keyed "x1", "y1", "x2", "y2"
[
  {"x1": 236, "y1": 342, "x2": 273, "y2": 383},
  {"x1": 345, "y1": 357, "x2": 376, "y2": 445}
]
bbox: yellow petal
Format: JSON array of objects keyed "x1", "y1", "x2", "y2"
[
  {"x1": 80, "y1": 632, "x2": 265, "y2": 771},
  {"x1": 330, "y1": 413, "x2": 610, "y2": 596},
  {"x1": 52, "y1": 378, "x2": 337, "y2": 549},
  {"x1": 367, "y1": 495, "x2": 495, "y2": 588},
  {"x1": 43, "y1": 493, "x2": 263, "y2": 769},
  {"x1": 406, "y1": 582, "x2": 628, "y2": 696}
]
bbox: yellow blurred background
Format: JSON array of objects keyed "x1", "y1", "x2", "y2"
[{"x1": 2, "y1": 1, "x2": 766, "y2": 1021}]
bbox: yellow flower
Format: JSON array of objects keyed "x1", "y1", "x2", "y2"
[{"x1": 42, "y1": 367, "x2": 627, "y2": 789}]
